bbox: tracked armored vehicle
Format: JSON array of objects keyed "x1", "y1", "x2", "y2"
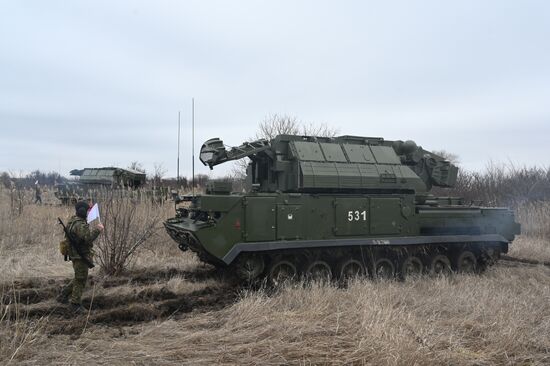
[
  {"x1": 165, "y1": 135, "x2": 520, "y2": 283},
  {"x1": 54, "y1": 167, "x2": 147, "y2": 204}
]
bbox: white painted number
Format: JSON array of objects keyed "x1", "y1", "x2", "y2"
[{"x1": 347, "y1": 210, "x2": 367, "y2": 221}]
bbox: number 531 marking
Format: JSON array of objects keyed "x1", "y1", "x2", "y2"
[{"x1": 347, "y1": 210, "x2": 367, "y2": 221}]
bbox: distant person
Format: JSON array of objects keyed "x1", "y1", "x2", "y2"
[
  {"x1": 34, "y1": 183, "x2": 42, "y2": 204},
  {"x1": 57, "y1": 201, "x2": 104, "y2": 313}
]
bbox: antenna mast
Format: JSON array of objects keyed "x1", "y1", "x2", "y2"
[
  {"x1": 192, "y1": 98, "x2": 195, "y2": 197},
  {"x1": 177, "y1": 111, "x2": 181, "y2": 185}
]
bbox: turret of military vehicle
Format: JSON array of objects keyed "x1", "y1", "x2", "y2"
[
  {"x1": 55, "y1": 167, "x2": 147, "y2": 204},
  {"x1": 165, "y1": 135, "x2": 520, "y2": 283}
]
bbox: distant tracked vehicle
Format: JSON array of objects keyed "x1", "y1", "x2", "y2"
[
  {"x1": 54, "y1": 167, "x2": 146, "y2": 204},
  {"x1": 165, "y1": 134, "x2": 520, "y2": 283}
]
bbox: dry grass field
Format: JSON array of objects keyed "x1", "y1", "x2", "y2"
[{"x1": 1, "y1": 187, "x2": 550, "y2": 365}]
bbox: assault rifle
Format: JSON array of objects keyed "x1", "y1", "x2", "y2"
[{"x1": 57, "y1": 217, "x2": 95, "y2": 269}]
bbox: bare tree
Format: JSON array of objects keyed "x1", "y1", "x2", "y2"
[
  {"x1": 233, "y1": 114, "x2": 340, "y2": 177},
  {"x1": 5, "y1": 172, "x2": 26, "y2": 216},
  {"x1": 431, "y1": 150, "x2": 460, "y2": 165},
  {"x1": 151, "y1": 163, "x2": 167, "y2": 187},
  {"x1": 128, "y1": 161, "x2": 146, "y2": 173},
  {"x1": 254, "y1": 114, "x2": 339, "y2": 140},
  {"x1": 94, "y1": 192, "x2": 163, "y2": 275},
  {"x1": 254, "y1": 114, "x2": 301, "y2": 140},
  {"x1": 300, "y1": 122, "x2": 339, "y2": 138},
  {"x1": 195, "y1": 174, "x2": 210, "y2": 187}
]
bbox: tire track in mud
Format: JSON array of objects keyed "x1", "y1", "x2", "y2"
[
  {"x1": 3, "y1": 257, "x2": 548, "y2": 336},
  {"x1": 500, "y1": 255, "x2": 550, "y2": 268},
  {"x1": 45, "y1": 285, "x2": 239, "y2": 335},
  {"x1": 2, "y1": 266, "x2": 226, "y2": 305},
  {"x1": 2, "y1": 266, "x2": 241, "y2": 336}
]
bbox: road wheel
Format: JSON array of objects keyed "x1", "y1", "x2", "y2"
[
  {"x1": 306, "y1": 260, "x2": 332, "y2": 282},
  {"x1": 337, "y1": 259, "x2": 365, "y2": 281},
  {"x1": 430, "y1": 254, "x2": 452, "y2": 276},
  {"x1": 400, "y1": 256, "x2": 424, "y2": 279},
  {"x1": 269, "y1": 260, "x2": 297, "y2": 286},
  {"x1": 374, "y1": 258, "x2": 395, "y2": 279},
  {"x1": 234, "y1": 254, "x2": 265, "y2": 282},
  {"x1": 455, "y1": 250, "x2": 477, "y2": 273}
]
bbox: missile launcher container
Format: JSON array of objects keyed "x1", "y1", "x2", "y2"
[{"x1": 165, "y1": 134, "x2": 520, "y2": 283}]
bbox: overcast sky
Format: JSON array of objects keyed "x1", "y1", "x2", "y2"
[{"x1": 1, "y1": 0, "x2": 549, "y2": 178}]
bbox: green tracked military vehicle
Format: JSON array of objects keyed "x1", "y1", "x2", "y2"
[
  {"x1": 165, "y1": 135, "x2": 520, "y2": 283},
  {"x1": 54, "y1": 167, "x2": 147, "y2": 204}
]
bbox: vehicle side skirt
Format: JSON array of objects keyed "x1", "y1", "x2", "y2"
[{"x1": 222, "y1": 234, "x2": 508, "y2": 264}]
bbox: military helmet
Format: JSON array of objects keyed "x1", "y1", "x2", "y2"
[{"x1": 75, "y1": 200, "x2": 89, "y2": 219}]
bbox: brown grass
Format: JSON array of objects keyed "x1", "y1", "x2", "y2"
[
  {"x1": 1, "y1": 187, "x2": 550, "y2": 365},
  {"x1": 516, "y1": 201, "x2": 550, "y2": 239},
  {"x1": 0, "y1": 286, "x2": 48, "y2": 364},
  {"x1": 4, "y1": 266, "x2": 550, "y2": 365},
  {"x1": 126, "y1": 268, "x2": 550, "y2": 365}
]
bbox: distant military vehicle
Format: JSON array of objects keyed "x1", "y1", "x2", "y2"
[
  {"x1": 165, "y1": 134, "x2": 521, "y2": 283},
  {"x1": 54, "y1": 167, "x2": 146, "y2": 204}
]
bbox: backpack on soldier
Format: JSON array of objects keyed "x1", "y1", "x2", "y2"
[
  {"x1": 59, "y1": 239, "x2": 69, "y2": 257},
  {"x1": 58, "y1": 220, "x2": 76, "y2": 260}
]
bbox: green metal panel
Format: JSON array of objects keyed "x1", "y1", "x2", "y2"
[
  {"x1": 334, "y1": 164, "x2": 362, "y2": 188},
  {"x1": 244, "y1": 197, "x2": 276, "y2": 241},
  {"x1": 398, "y1": 165, "x2": 422, "y2": 180},
  {"x1": 299, "y1": 162, "x2": 335, "y2": 187},
  {"x1": 370, "y1": 197, "x2": 403, "y2": 234},
  {"x1": 299, "y1": 162, "x2": 425, "y2": 191},
  {"x1": 319, "y1": 143, "x2": 347, "y2": 162},
  {"x1": 199, "y1": 195, "x2": 242, "y2": 212},
  {"x1": 291, "y1": 141, "x2": 324, "y2": 161},
  {"x1": 342, "y1": 144, "x2": 376, "y2": 163},
  {"x1": 333, "y1": 198, "x2": 369, "y2": 236},
  {"x1": 306, "y1": 196, "x2": 334, "y2": 240},
  {"x1": 376, "y1": 164, "x2": 398, "y2": 183},
  {"x1": 299, "y1": 161, "x2": 317, "y2": 187},
  {"x1": 357, "y1": 164, "x2": 381, "y2": 184},
  {"x1": 276, "y1": 204, "x2": 303, "y2": 240},
  {"x1": 370, "y1": 146, "x2": 401, "y2": 164}
]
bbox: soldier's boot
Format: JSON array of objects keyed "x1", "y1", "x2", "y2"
[
  {"x1": 56, "y1": 293, "x2": 69, "y2": 304},
  {"x1": 70, "y1": 303, "x2": 86, "y2": 314},
  {"x1": 56, "y1": 282, "x2": 73, "y2": 304}
]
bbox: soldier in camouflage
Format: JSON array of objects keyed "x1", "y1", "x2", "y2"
[
  {"x1": 34, "y1": 183, "x2": 42, "y2": 204},
  {"x1": 57, "y1": 201, "x2": 104, "y2": 312}
]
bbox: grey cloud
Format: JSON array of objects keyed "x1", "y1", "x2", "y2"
[{"x1": 1, "y1": 0, "x2": 550, "y2": 178}]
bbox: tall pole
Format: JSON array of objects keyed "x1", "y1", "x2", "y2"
[
  {"x1": 177, "y1": 111, "x2": 181, "y2": 186},
  {"x1": 192, "y1": 98, "x2": 195, "y2": 197}
]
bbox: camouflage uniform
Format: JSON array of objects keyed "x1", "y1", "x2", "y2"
[
  {"x1": 34, "y1": 186, "x2": 42, "y2": 204},
  {"x1": 59, "y1": 215, "x2": 100, "y2": 305}
]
